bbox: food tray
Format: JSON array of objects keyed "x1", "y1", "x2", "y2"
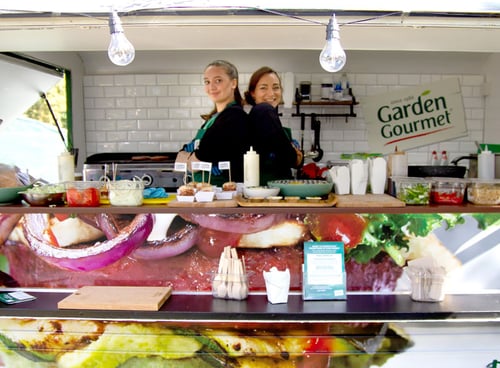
[
  {"x1": 168, "y1": 198, "x2": 238, "y2": 207},
  {"x1": 236, "y1": 193, "x2": 337, "y2": 207},
  {"x1": 100, "y1": 196, "x2": 176, "y2": 205}
]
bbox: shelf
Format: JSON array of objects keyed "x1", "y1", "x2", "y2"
[
  {"x1": 2, "y1": 291, "x2": 500, "y2": 323},
  {"x1": 0, "y1": 202, "x2": 499, "y2": 214},
  {"x1": 292, "y1": 89, "x2": 359, "y2": 121}
]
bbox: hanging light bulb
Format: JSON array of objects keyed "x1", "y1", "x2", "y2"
[
  {"x1": 108, "y1": 11, "x2": 135, "y2": 66},
  {"x1": 319, "y1": 14, "x2": 346, "y2": 73}
]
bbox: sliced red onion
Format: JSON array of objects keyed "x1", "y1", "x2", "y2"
[
  {"x1": 181, "y1": 213, "x2": 280, "y2": 234},
  {"x1": 22, "y1": 213, "x2": 153, "y2": 272},
  {"x1": 132, "y1": 222, "x2": 199, "y2": 260},
  {"x1": 0, "y1": 214, "x2": 22, "y2": 244},
  {"x1": 96, "y1": 213, "x2": 120, "y2": 239}
]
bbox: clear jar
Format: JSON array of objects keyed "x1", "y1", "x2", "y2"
[{"x1": 58, "y1": 151, "x2": 75, "y2": 182}]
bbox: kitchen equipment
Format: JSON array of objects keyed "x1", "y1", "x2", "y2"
[
  {"x1": 243, "y1": 186, "x2": 280, "y2": 198},
  {"x1": 408, "y1": 165, "x2": 467, "y2": 178},
  {"x1": 58, "y1": 286, "x2": 172, "y2": 311},
  {"x1": 20, "y1": 191, "x2": 65, "y2": 206},
  {"x1": 299, "y1": 81, "x2": 311, "y2": 100},
  {"x1": 306, "y1": 114, "x2": 323, "y2": 162},
  {"x1": 268, "y1": 179, "x2": 333, "y2": 197},
  {"x1": 451, "y1": 144, "x2": 500, "y2": 179},
  {"x1": 0, "y1": 184, "x2": 32, "y2": 203},
  {"x1": 83, "y1": 152, "x2": 184, "y2": 192}
]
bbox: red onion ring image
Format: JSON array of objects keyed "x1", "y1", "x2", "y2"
[{"x1": 22, "y1": 213, "x2": 154, "y2": 272}]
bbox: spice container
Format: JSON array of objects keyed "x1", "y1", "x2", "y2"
[
  {"x1": 467, "y1": 179, "x2": 500, "y2": 205},
  {"x1": 394, "y1": 177, "x2": 431, "y2": 205},
  {"x1": 430, "y1": 178, "x2": 467, "y2": 205}
]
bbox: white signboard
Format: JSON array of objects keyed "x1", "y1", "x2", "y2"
[{"x1": 363, "y1": 78, "x2": 467, "y2": 154}]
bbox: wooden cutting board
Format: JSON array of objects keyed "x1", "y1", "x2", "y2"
[
  {"x1": 335, "y1": 194, "x2": 405, "y2": 207},
  {"x1": 58, "y1": 286, "x2": 173, "y2": 311}
]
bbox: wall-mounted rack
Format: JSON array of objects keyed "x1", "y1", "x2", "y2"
[{"x1": 292, "y1": 88, "x2": 358, "y2": 122}]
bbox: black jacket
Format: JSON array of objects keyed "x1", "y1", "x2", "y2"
[
  {"x1": 196, "y1": 104, "x2": 249, "y2": 184},
  {"x1": 248, "y1": 103, "x2": 298, "y2": 185}
]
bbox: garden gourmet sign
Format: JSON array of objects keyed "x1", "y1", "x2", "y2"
[{"x1": 363, "y1": 78, "x2": 467, "y2": 154}]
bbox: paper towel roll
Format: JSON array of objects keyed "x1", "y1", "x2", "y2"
[
  {"x1": 388, "y1": 152, "x2": 408, "y2": 177},
  {"x1": 282, "y1": 72, "x2": 295, "y2": 109}
]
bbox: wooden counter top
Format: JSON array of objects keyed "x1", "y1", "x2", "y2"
[
  {"x1": 1, "y1": 291, "x2": 500, "y2": 323},
  {"x1": 1, "y1": 202, "x2": 499, "y2": 214}
]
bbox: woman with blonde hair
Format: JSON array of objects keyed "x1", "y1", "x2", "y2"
[{"x1": 177, "y1": 60, "x2": 249, "y2": 186}]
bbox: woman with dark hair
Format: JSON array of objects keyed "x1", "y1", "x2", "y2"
[
  {"x1": 244, "y1": 66, "x2": 302, "y2": 185},
  {"x1": 177, "y1": 60, "x2": 249, "y2": 186}
]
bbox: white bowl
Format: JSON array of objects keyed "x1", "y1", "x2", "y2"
[
  {"x1": 243, "y1": 186, "x2": 280, "y2": 198},
  {"x1": 215, "y1": 190, "x2": 236, "y2": 200},
  {"x1": 195, "y1": 191, "x2": 215, "y2": 202}
]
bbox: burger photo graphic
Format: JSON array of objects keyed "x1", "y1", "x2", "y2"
[{"x1": 0, "y1": 208, "x2": 499, "y2": 367}]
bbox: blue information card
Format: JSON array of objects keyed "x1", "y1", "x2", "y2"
[{"x1": 302, "y1": 241, "x2": 347, "y2": 300}]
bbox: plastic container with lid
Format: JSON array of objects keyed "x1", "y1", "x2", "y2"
[
  {"x1": 430, "y1": 178, "x2": 467, "y2": 205},
  {"x1": 108, "y1": 179, "x2": 144, "y2": 206},
  {"x1": 467, "y1": 179, "x2": 500, "y2": 205},
  {"x1": 393, "y1": 177, "x2": 431, "y2": 205},
  {"x1": 65, "y1": 181, "x2": 102, "y2": 207}
]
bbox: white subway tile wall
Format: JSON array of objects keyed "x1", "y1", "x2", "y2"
[{"x1": 83, "y1": 73, "x2": 484, "y2": 167}]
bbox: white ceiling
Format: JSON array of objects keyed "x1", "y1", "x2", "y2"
[{"x1": 1, "y1": 5, "x2": 500, "y2": 53}]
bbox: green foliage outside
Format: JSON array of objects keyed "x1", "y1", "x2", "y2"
[{"x1": 24, "y1": 76, "x2": 67, "y2": 128}]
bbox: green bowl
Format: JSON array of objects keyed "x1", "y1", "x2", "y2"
[
  {"x1": 267, "y1": 180, "x2": 333, "y2": 198},
  {"x1": 0, "y1": 184, "x2": 33, "y2": 204}
]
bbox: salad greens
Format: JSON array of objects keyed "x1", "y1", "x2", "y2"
[
  {"x1": 347, "y1": 213, "x2": 500, "y2": 267},
  {"x1": 397, "y1": 182, "x2": 430, "y2": 204}
]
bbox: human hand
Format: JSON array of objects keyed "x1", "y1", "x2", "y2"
[
  {"x1": 183, "y1": 141, "x2": 195, "y2": 153},
  {"x1": 211, "y1": 166, "x2": 222, "y2": 176}
]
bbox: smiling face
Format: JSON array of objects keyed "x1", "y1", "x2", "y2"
[
  {"x1": 203, "y1": 65, "x2": 237, "y2": 111},
  {"x1": 251, "y1": 72, "x2": 282, "y2": 108}
]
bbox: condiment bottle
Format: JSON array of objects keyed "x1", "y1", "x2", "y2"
[
  {"x1": 478, "y1": 145, "x2": 495, "y2": 179},
  {"x1": 243, "y1": 146, "x2": 259, "y2": 187},
  {"x1": 58, "y1": 151, "x2": 75, "y2": 182},
  {"x1": 431, "y1": 150, "x2": 439, "y2": 166},
  {"x1": 440, "y1": 150, "x2": 449, "y2": 166}
]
